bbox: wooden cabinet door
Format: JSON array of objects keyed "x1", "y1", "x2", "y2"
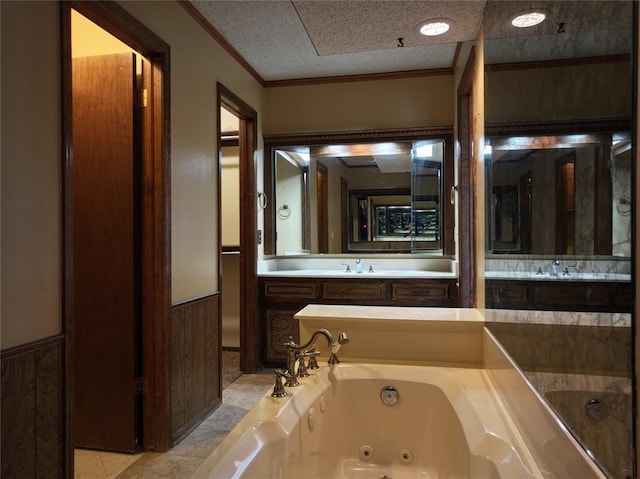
[{"x1": 73, "y1": 53, "x2": 140, "y2": 452}]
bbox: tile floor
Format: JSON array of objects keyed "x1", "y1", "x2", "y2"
[{"x1": 75, "y1": 352, "x2": 274, "y2": 478}]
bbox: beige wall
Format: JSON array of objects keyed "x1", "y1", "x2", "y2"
[
  {"x1": 265, "y1": 75, "x2": 456, "y2": 255},
  {"x1": 1, "y1": 1, "x2": 62, "y2": 349},
  {"x1": 275, "y1": 156, "x2": 304, "y2": 254},
  {"x1": 264, "y1": 75, "x2": 454, "y2": 134},
  {"x1": 72, "y1": 9, "x2": 133, "y2": 57},
  {"x1": 118, "y1": 1, "x2": 265, "y2": 303},
  {"x1": 486, "y1": 62, "x2": 631, "y2": 124},
  {"x1": 221, "y1": 146, "x2": 240, "y2": 247},
  {"x1": 0, "y1": 1, "x2": 265, "y2": 350}
]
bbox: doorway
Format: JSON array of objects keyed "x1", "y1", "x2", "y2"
[
  {"x1": 519, "y1": 172, "x2": 532, "y2": 253},
  {"x1": 72, "y1": 45, "x2": 143, "y2": 452},
  {"x1": 220, "y1": 106, "x2": 242, "y2": 385},
  {"x1": 217, "y1": 84, "x2": 259, "y2": 373},
  {"x1": 63, "y1": 1, "x2": 171, "y2": 466}
]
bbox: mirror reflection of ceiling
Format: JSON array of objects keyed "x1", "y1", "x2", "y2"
[
  {"x1": 187, "y1": 1, "x2": 630, "y2": 81},
  {"x1": 278, "y1": 141, "x2": 438, "y2": 173},
  {"x1": 484, "y1": 0, "x2": 632, "y2": 64}
]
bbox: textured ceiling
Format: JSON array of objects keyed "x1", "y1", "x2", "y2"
[{"x1": 188, "y1": 0, "x2": 632, "y2": 83}]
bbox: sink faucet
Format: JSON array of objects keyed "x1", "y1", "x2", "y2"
[
  {"x1": 282, "y1": 329, "x2": 349, "y2": 386},
  {"x1": 550, "y1": 259, "x2": 560, "y2": 276},
  {"x1": 355, "y1": 258, "x2": 363, "y2": 273}
]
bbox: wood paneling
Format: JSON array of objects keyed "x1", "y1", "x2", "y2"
[
  {"x1": 170, "y1": 295, "x2": 221, "y2": 444},
  {"x1": 1, "y1": 336, "x2": 64, "y2": 479},
  {"x1": 486, "y1": 279, "x2": 632, "y2": 312},
  {"x1": 265, "y1": 308, "x2": 302, "y2": 363}
]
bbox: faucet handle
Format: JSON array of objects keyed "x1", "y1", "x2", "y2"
[
  {"x1": 301, "y1": 348, "x2": 321, "y2": 358},
  {"x1": 297, "y1": 348, "x2": 321, "y2": 377},
  {"x1": 304, "y1": 347, "x2": 320, "y2": 369},
  {"x1": 272, "y1": 369, "x2": 291, "y2": 397},
  {"x1": 341, "y1": 263, "x2": 351, "y2": 273},
  {"x1": 368, "y1": 264, "x2": 378, "y2": 273},
  {"x1": 282, "y1": 335, "x2": 297, "y2": 349}
]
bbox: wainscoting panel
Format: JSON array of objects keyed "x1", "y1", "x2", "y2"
[
  {"x1": 170, "y1": 294, "x2": 221, "y2": 444},
  {"x1": 1, "y1": 335, "x2": 64, "y2": 479}
]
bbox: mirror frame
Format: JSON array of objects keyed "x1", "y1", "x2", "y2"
[
  {"x1": 263, "y1": 127, "x2": 455, "y2": 257},
  {"x1": 485, "y1": 117, "x2": 631, "y2": 258}
]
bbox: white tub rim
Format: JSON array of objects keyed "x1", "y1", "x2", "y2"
[{"x1": 191, "y1": 362, "x2": 544, "y2": 479}]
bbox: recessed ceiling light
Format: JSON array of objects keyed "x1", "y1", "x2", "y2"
[
  {"x1": 511, "y1": 11, "x2": 546, "y2": 28},
  {"x1": 419, "y1": 20, "x2": 451, "y2": 36}
]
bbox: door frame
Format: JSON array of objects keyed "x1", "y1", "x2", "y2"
[
  {"x1": 217, "y1": 83, "x2": 259, "y2": 373},
  {"x1": 61, "y1": 0, "x2": 171, "y2": 470},
  {"x1": 316, "y1": 161, "x2": 329, "y2": 253},
  {"x1": 456, "y1": 47, "x2": 476, "y2": 308}
]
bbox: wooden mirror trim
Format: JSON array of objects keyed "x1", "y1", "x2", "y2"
[
  {"x1": 263, "y1": 127, "x2": 455, "y2": 256},
  {"x1": 485, "y1": 117, "x2": 631, "y2": 257}
]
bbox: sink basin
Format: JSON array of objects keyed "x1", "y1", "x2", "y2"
[{"x1": 258, "y1": 269, "x2": 456, "y2": 278}]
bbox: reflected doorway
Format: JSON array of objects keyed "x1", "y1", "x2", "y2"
[
  {"x1": 316, "y1": 162, "x2": 329, "y2": 253},
  {"x1": 555, "y1": 155, "x2": 576, "y2": 255}
]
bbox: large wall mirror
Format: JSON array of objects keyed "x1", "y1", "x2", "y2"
[
  {"x1": 263, "y1": 129, "x2": 455, "y2": 257},
  {"x1": 486, "y1": 124, "x2": 631, "y2": 256},
  {"x1": 483, "y1": 1, "x2": 634, "y2": 477}
]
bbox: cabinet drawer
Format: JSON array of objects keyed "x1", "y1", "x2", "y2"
[
  {"x1": 486, "y1": 284, "x2": 527, "y2": 303},
  {"x1": 391, "y1": 282, "x2": 451, "y2": 300},
  {"x1": 263, "y1": 281, "x2": 319, "y2": 300},
  {"x1": 322, "y1": 281, "x2": 386, "y2": 300},
  {"x1": 533, "y1": 284, "x2": 609, "y2": 307}
]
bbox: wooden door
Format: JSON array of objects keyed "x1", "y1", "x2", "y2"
[
  {"x1": 316, "y1": 162, "x2": 328, "y2": 253},
  {"x1": 340, "y1": 177, "x2": 348, "y2": 252},
  {"x1": 73, "y1": 53, "x2": 140, "y2": 452},
  {"x1": 555, "y1": 156, "x2": 576, "y2": 255},
  {"x1": 519, "y1": 172, "x2": 532, "y2": 253}
]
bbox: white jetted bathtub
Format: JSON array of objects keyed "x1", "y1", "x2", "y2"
[{"x1": 191, "y1": 363, "x2": 541, "y2": 479}]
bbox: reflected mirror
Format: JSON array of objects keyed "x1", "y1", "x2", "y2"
[
  {"x1": 486, "y1": 129, "x2": 632, "y2": 256},
  {"x1": 482, "y1": 1, "x2": 633, "y2": 477},
  {"x1": 264, "y1": 131, "x2": 454, "y2": 256}
]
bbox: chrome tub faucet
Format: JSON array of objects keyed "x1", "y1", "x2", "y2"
[{"x1": 282, "y1": 329, "x2": 350, "y2": 387}]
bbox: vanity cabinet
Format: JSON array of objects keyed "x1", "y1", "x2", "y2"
[
  {"x1": 486, "y1": 279, "x2": 632, "y2": 313},
  {"x1": 260, "y1": 277, "x2": 458, "y2": 365}
]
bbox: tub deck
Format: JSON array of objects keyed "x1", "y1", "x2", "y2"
[{"x1": 190, "y1": 305, "x2": 607, "y2": 479}]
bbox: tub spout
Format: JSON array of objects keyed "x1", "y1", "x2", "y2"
[{"x1": 329, "y1": 332, "x2": 349, "y2": 364}]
